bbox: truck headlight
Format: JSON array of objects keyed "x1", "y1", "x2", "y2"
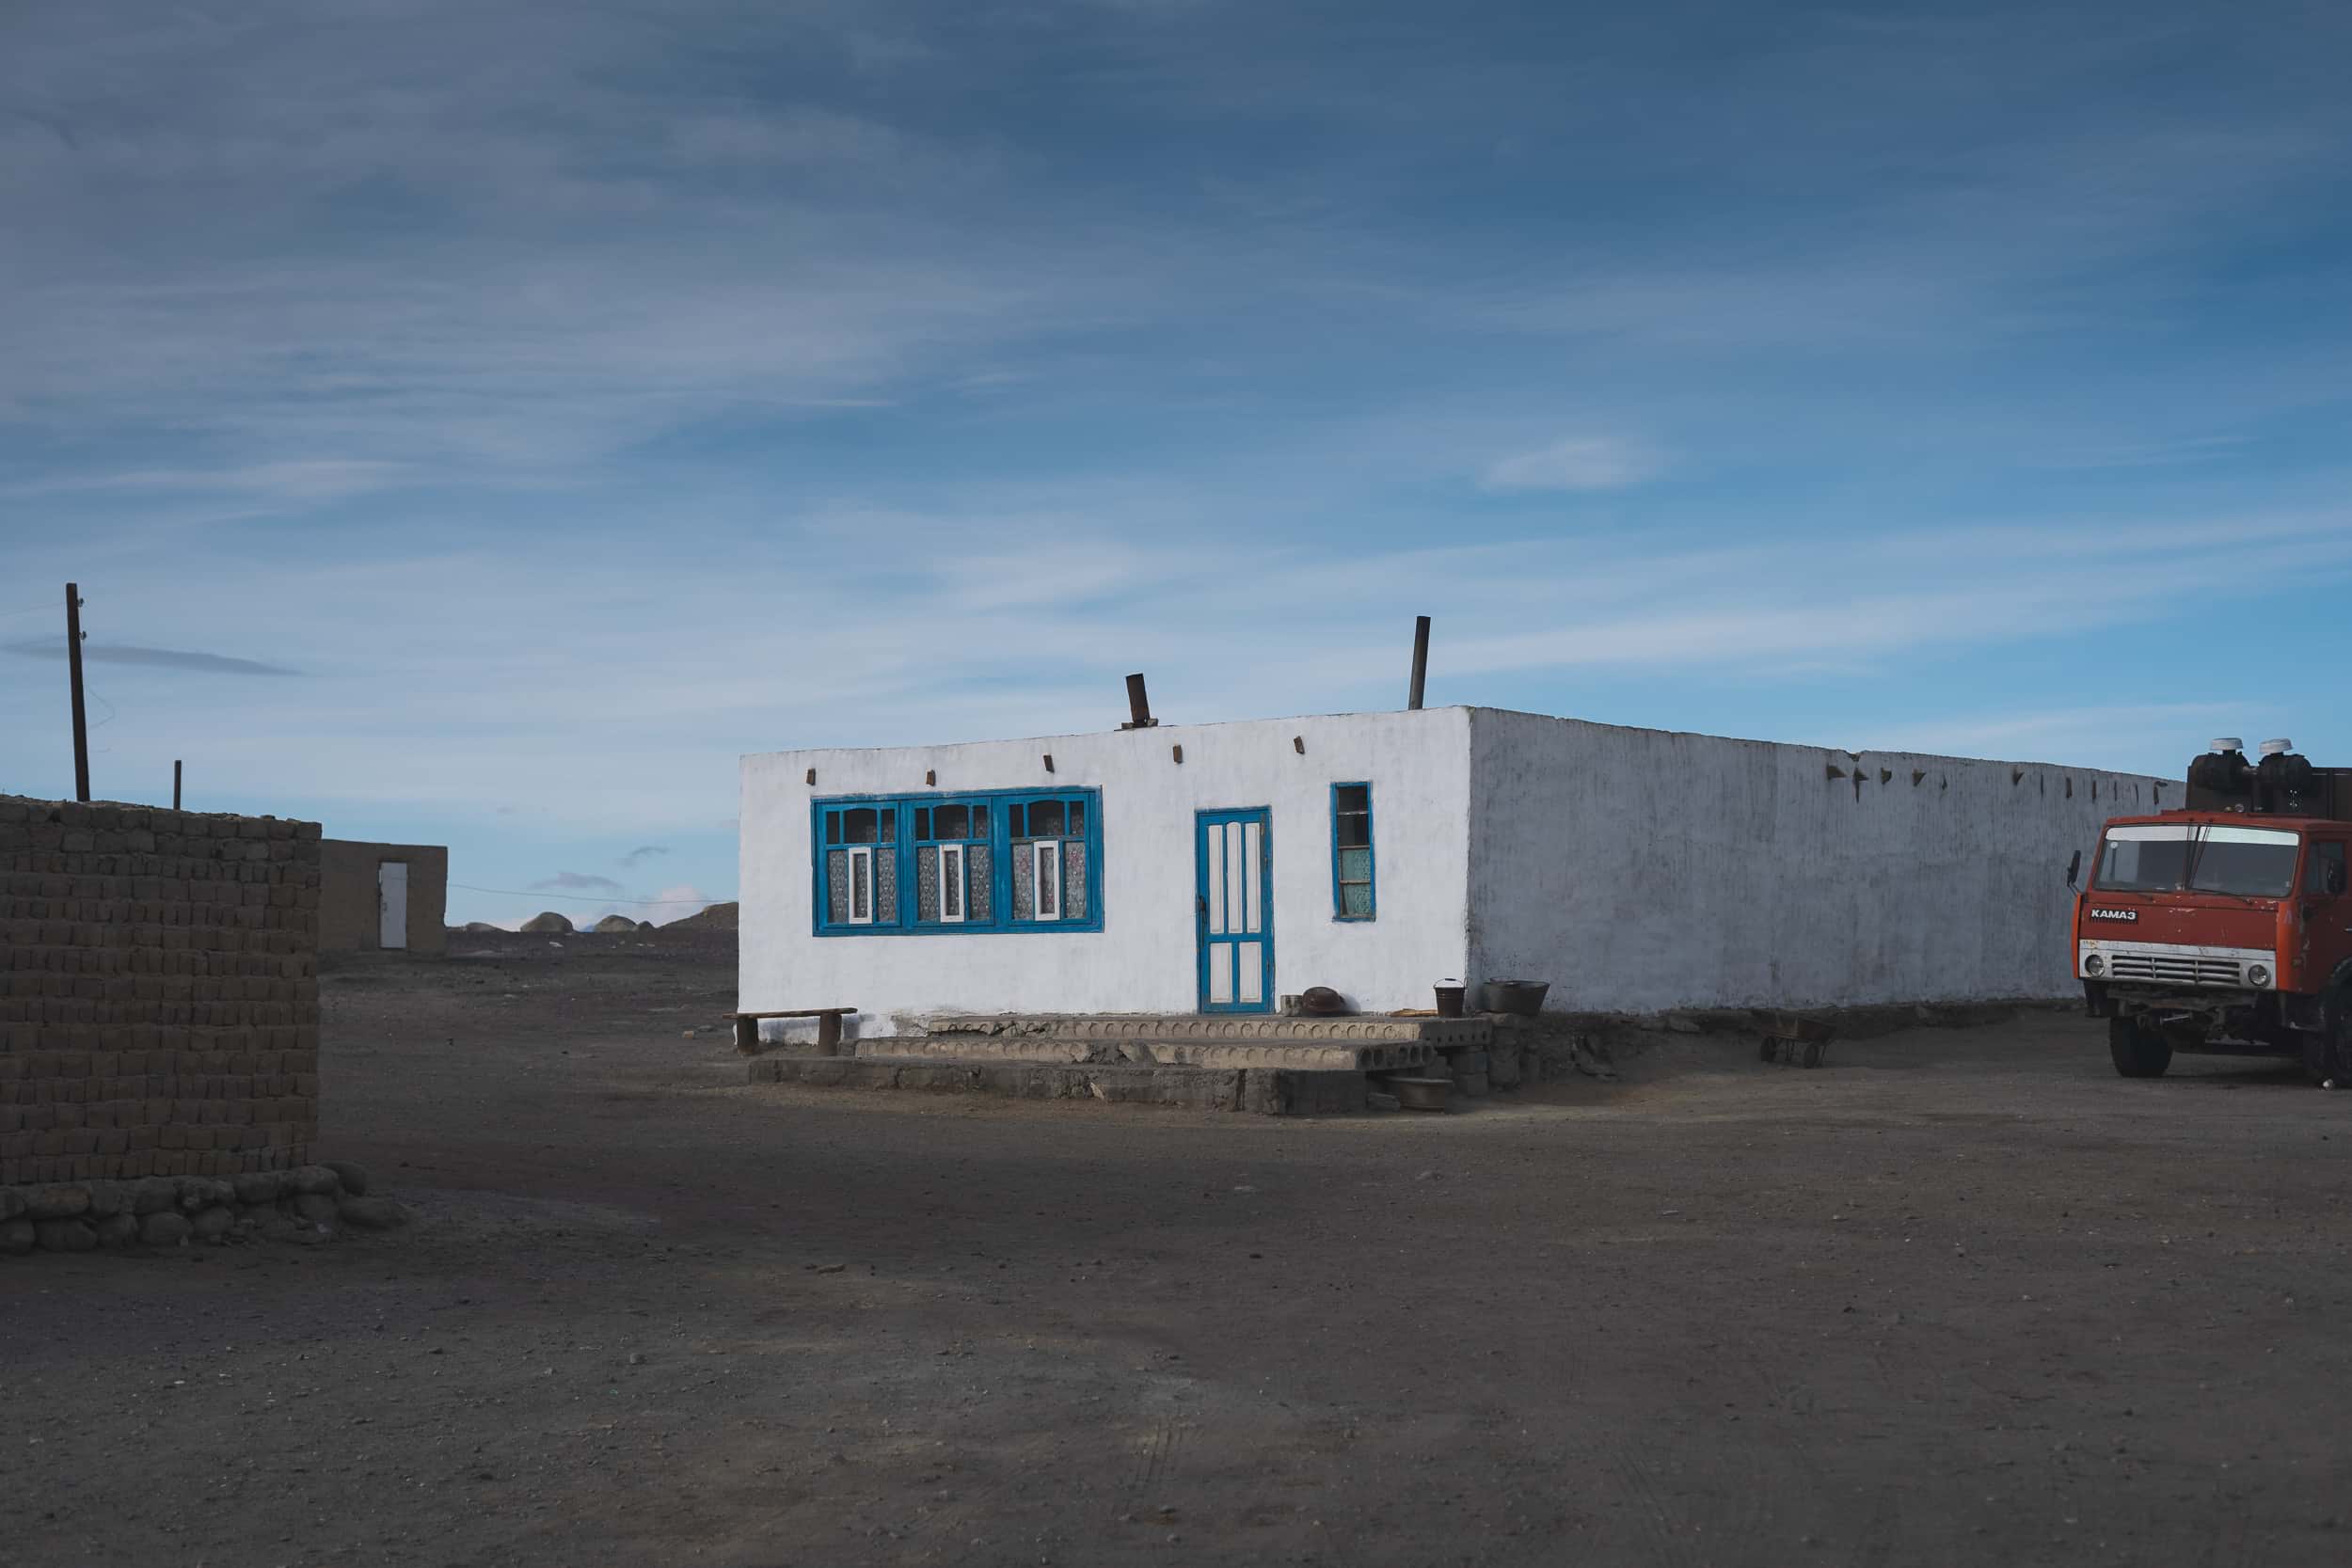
[
  {"x1": 2248, "y1": 963, "x2": 2271, "y2": 987},
  {"x1": 2084, "y1": 954, "x2": 2105, "y2": 977}
]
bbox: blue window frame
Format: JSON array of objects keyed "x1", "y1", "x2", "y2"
[
  {"x1": 1331, "y1": 782, "x2": 1375, "y2": 920},
  {"x1": 814, "y1": 787, "x2": 1103, "y2": 935}
]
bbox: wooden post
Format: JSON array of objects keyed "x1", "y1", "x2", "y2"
[
  {"x1": 1123, "y1": 673, "x2": 1155, "y2": 728},
  {"x1": 173, "y1": 759, "x2": 183, "y2": 810},
  {"x1": 1406, "y1": 614, "x2": 1430, "y2": 710},
  {"x1": 734, "y1": 1015, "x2": 758, "y2": 1054},
  {"x1": 65, "y1": 582, "x2": 90, "y2": 802}
]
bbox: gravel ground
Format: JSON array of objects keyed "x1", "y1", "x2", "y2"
[{"x1": 7, "y1": 931, "x2": 2351, "y2": 1567}]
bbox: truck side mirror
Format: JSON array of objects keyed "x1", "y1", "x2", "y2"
[{"x1": 2065, "y1": 849, "x2": 2081, "y2": 892}]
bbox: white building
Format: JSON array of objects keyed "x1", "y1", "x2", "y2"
[{"x1": 739, "y1": 706, "x2": 2167, "y2": 1032}]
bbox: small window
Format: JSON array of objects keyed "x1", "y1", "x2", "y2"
[
  {"x1": 1332, "y1": 783, "x2": 1375, "y2": 920},
  {"x1": 2313, "y1": 841, "x2": 2348, "y2": 896},
  {"x1": 1034, "y1": 840, "x2": 1062, "y2": 921},
  {"x1": 940, "y1": 842, "x2": 967, "y2": 923},
  {"x1": 846, "y1": 846, "x2": 875, "y2": 924}
]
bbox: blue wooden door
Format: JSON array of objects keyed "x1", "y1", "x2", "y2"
[{"x1": 1196, "y1": 808, "x2": 1273, "y2": 1013}]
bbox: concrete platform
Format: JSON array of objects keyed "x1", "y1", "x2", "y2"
[
  {"x1": 748, "y1": 1054, "x2": 1369, "y2": 1116},
  {"x1": 920, "y1": 1011, "x2": 1486, "y2": 1048},
  {"x1": 852, "y1": 1035, "x2": 1434, "y2": 1071}
]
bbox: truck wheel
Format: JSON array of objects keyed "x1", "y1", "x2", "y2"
[
  {"x1": 2312, "y1": 990, "x2": 2352, "y2": 1085},
  {"x1": 2108, "y1": 1016, "x2": 2172, "y2": 1079}
]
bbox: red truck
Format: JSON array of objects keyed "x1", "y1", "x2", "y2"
[{"x1": 2074, "y1": 740, "x2": 2352, "y2": 1082}]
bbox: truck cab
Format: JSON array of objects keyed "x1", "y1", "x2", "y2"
[{"x1": 2077, "y1": 739, "x2": 2352, "y2": 1080}]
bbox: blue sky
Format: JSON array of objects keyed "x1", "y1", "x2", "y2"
[{"x1": 4, "y1": 0, "x2": 2348, "y2": 927}]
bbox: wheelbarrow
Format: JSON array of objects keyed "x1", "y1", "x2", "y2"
[{"x1": 1758, "y1": 1011, "x2": 1835, "y2": 1068}]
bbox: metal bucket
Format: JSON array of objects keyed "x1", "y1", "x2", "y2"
[
  {"x1": 1485, "y1": 979, "x2": 1549, "y2": 1017},
  {"x1": 1433, "y1": 982, "x2": 1467, "y2": 1018}
]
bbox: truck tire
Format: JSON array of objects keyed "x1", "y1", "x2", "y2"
[
  {"x1": 2108, "y1": 1016, "x2": 2172, "y2": 1079},
  {"x1": 2310, "y1": 990, "x2": 2352, "y2": 1085}
]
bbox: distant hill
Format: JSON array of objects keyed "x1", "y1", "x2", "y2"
[{"x1": 664, "y1": 901, "x2": 738, "y2": 931}]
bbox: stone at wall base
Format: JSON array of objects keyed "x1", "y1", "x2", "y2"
[
  {"x1": 33, "y1": 1219, "x2": 96, "y2": 1253},
  {"x1": 337, "y1": 1196, "x2": 406, "y2": 1230},
  {"x1": 140, "y1": 1212, "x2": 192, "y2": 1247}
]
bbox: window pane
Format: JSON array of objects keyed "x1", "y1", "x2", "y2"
[
  {"x1": 850, "y1": 851, "x2": 871, "y2": 920},
  {"x1": 915, "y1": 845, "x2": 940, "y2": 921},
  {"x1": 1340, "y1": 881, "x2": 1373, "y2": 918},
  {"x1": 937, "y1": 803, "x2": 969, "y2": 839},
  {"x1": 1069, "y1": 799, "x2": 1086, "y2": 835},
  {"x1": 1011, "y1": 841, "x2": 1034, "y2": 919},
  {"x1": 878, "y1": 808, "x2": 896, "y2": 844},
  {"x1": 1336, "y1": 784, "x2": 1370, "y2": 815},
  {"x1": 969, "y1": 844, "x2": 993, "y2": 921},
  {"x1": 1336, "y1": 813, "x2": 1370, "y2": 849},
  {"x1": 1338, "y1": 847, "x2": 1372, "y2": 883},
  {"x1": 1067, "y1": 841, "x2": 1088, "y2": 920},
  {"x1": 1009, "y1": 803, "x2": 1025, "y2": 839},
  {"x1": 877, "y1": 847, "x2": 898, "y2": 920},
  {"x1": 1028, "y1": 800, "x2": 1065, "y2": 837},
  {"x1": 943, "y1": 845, "x2": 964, "y2": 920},
  {"x1": 845, "y1": 808, "x2": 877, "y2": 845},
  {"x1": 915, "y1": 807, "x2": 931, "y2": 841},
  {"x1": 827, "y1": 849, "x2": 850, "y2": 922},
  {"x1": 826, "y1": 814, "x2": 842, "y2": 846}
]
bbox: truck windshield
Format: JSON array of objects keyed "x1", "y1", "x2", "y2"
[{"x1": 2095, "y1": 824, "x2": 2301, "y2": 897}]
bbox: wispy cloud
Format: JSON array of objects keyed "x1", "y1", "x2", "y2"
[
  {"x1": 532, "y1": 871, "x2": 624, "y2": 893},
  {"x1": 6, "y1": 640, "x2": 300, "y2": 676},
  {"x1": 1480, "y1": 435, "x2": 1661, "y2": 493},
  {"x1": 1865, "y1": 704, "x2": 2261, "y2": 768},
  {"x1": 619, "y1": 846, "x2": 669, "y2": 866}
]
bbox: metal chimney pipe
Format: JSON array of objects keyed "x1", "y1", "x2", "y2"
[
  {"x1": 1123, "y1": 673, "x2": 1156, "y2": 729},
  {"x1": 1406, "y1": 615, "x2": 1430, "y2": 710}
]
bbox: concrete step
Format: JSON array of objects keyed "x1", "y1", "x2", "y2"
[
  {"x1": 852, "y1": 1035, "x2": 1433, "y2": 1071},
  {"x1": 748, "y1": 1054, "x2": 1368, "y2": 1117},
  {"x1": 919, "y1": 1012, "x2": 1489, "y2": 1050}
]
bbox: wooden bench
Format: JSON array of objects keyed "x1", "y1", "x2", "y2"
[{"x1": 734, "y1": 1007, "x2": 857, "y2": 1056}]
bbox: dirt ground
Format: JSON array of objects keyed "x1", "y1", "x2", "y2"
[{"x1": 8, "y1": 931, "x2": 2352, "y2": 1568}]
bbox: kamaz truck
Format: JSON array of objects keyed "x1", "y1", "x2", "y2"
[{"x1": 2074, "y1": 739, "x2": 2352, "y2": 1082}]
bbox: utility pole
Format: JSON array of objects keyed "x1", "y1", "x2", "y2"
[{"x1": 65, "y1": 581, "x2": 89, "y2": 802}]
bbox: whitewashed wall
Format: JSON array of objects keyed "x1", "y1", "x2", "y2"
[
  {"x1": 740, "y1": 708, "x2": 1473, "y2": 1029},
  {"x1": 1465, "y1": 708, "x2": 2170, "y2": 1013}
]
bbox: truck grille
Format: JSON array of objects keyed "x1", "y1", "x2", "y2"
[{"x1": 2104, "y1": 952, "x2": 2247, "y2": 987}]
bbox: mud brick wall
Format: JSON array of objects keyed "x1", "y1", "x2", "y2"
[{"x1": 0, "y1": 796, "x2": 322, "y2": 1186}]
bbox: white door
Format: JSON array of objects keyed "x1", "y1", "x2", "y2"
[{"x1": 378, "y1": 861, "x2": 408, "y2": 950}]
